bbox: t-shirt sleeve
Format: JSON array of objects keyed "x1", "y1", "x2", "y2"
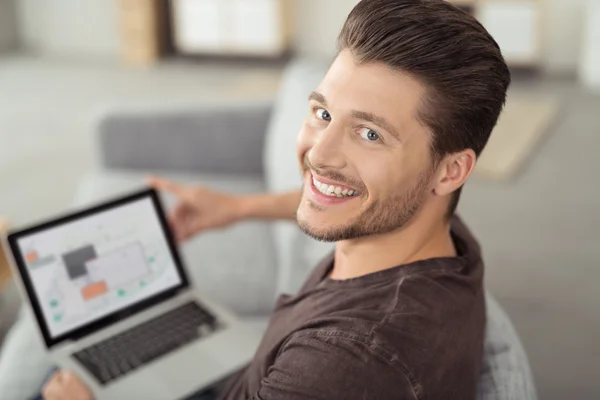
[{"x1": 247, "y1": 333, "x2": 418, "y2": 400}]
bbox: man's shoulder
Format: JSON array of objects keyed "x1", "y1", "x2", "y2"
[{"x1": 282, "y1": 327, "x2": 418, "y2": 388}]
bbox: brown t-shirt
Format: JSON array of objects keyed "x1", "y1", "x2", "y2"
[{"x1": 219, "y1": 216, "x2": 485, "y2": 400}]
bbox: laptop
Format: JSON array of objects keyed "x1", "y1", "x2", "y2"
[{"x1": 4, "y1": 188, "x2": 262, "y2": 400}]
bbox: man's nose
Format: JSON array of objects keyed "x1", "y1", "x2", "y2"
[{"x1": 308, "y1": 122, "x2": 347, "y2": 170}]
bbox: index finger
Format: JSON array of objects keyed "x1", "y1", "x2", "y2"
[{"x1": 146, "y1": 175, "x2": 185, "y2": 196}]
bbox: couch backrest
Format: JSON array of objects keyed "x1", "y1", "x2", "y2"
[{"x1": 263, "y1": 59, "x2": 335, "y2": 295}]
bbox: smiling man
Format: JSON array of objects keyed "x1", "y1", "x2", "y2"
[{"x1": 42, "y1": 1, "x2": 510, "y2": 399}]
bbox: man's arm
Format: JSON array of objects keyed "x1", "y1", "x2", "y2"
[
  {"x1": 147, "y1": 176, "x2": 301, "y2": 240},
  {"x1": 247, "y1": 333, "x2": 418, "y2": 400},
  {"x1": 237, "y1": 190, "x2": 302, "y2": 222}
]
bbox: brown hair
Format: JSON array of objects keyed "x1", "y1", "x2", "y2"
[{"x1": 338, "y1": 0, "x2": 511, "y2": 216}]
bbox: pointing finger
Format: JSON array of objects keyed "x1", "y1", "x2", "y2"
[{"x1": 146, "y1": 175, "x2": 185, "y2": 196}]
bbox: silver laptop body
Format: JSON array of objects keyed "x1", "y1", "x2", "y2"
[{"x1": 4, "y1": 188, "x2": 261, "y2": 400}]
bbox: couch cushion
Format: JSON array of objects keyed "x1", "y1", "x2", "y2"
[
  {"x1": 74, "y1": 170, "x2": 277, "y2": 316},
  {"x1": 263, "y1": 59, "x2": 335, "y2": 295},
  {"x1": 0, "y1": 307, "x2": 53, "y2": 400},
  {"x1": 478, "y1": 294, "x2": 538, "y2": 400}
]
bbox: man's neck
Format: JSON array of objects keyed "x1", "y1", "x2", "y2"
[{"x1": 330, "y1": 212, "x2": 456, "y2": 280}]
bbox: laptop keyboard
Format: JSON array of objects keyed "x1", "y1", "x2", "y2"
[{"x1": 72, "y1": 301, "x2": 219, "y2": 385}]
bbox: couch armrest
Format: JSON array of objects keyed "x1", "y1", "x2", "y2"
[{"x1": 96, "y1": 101, "x2": 274, "y2": 174}]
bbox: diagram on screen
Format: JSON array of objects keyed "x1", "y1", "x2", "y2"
[
  {"x1": 19, "y1": 198, "x2": 182, "y2": 337},
  {"x1": 65, "y1": 241, "x2": 161, "y2": 298}
]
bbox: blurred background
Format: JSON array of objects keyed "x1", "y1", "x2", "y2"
[{"x1": 0, "y1": 1, "x2": 599, "y2": 399}]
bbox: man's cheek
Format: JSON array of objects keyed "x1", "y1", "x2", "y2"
[{"x1": 296, "y1": 126, "x2": 313, "y2": 170}]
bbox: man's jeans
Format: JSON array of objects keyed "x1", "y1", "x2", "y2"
[{"x1": 34, "y1": 367, "x2": 219, "y2": 400}]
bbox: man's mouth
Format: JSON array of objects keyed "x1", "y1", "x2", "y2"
[{"x1": 311, "y1": 175, "x2": 358, "y2": 198}]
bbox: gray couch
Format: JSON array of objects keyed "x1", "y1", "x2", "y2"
[{"x1": 0, "y1": 60, "x2": 536, "y2": 400}]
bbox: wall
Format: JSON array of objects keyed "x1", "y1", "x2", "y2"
[
  {"x1": 17, "y1": 0, "x2": 119, "y2": 58},
  {"x1": 291, "y1": 0, "x2": 590, "y2": 74},
  {"x1": 0, "y1": 0, "x2": 19, "y2": 53},
  {"x1": 579, "y1": 0, "x2": 600, "y2": 88},
  {"x1": 13, "y1": 0, "x2": 591, "y2": 73},
  {"x1": 541, "y1": 0, "x2": 588, "y2": 73},
  {"x1": 290, "y1": 0, "x2": 359, "y2": 57}
]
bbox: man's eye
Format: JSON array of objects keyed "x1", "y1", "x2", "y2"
[
  {"x1": 358, "y1": 128, "x2": 380, "y2": 142},
  {"x1": 315, "y1": 108, "x2": 331, "y2": 121}
]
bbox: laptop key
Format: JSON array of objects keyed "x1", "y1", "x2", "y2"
[
  {"x1": 118, "y1": 360, "x2": 131, "y2": 373},
  {"x1": 72, "y1": 301, "x2": 217, "y2": 385},
  {"x1": 107, "y1": 361, "x2": 121, "y2": 378},
  {"x1": 128, "y1": 356, "x2": 142, "y2": 369}
]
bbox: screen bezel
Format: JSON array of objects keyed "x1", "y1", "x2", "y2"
[{"x1": 7, "y1": 187, "x2": 190, "y2": 349}]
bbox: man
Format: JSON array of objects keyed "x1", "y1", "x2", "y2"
[{"x1": 42, "y1": 0, "x2": 510, "y2": 399}]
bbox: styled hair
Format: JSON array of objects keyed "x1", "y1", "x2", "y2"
[{"x1": 338, "y1": 0, "x2": 511, "y2": 216}]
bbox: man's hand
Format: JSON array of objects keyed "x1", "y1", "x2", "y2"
[
  {"x1": 147, "y1": 176, "x2": 244, "y2": 241},
  {"x1": 43, "y1": 370, "x2": 94, "y2": 400}
]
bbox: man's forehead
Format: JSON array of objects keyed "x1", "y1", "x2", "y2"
[
  {"x1": 323, "y1": 51, "x2": 426, "y2": 100},
  {"x1": 315, "y1": 52, "x2": 428, "y2": 137}
]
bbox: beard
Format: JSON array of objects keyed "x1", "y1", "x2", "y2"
[{"x1": 296, "y1": 157, "x2": 434, "y2": 242}]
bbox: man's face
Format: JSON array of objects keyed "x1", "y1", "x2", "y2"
[{"x1": 296, "y1": 50, "x2": 438, "y2": 242}]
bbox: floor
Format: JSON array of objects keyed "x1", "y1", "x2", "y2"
[
  {"x1": 460, "y1": 79, "x2": 600, "y2": 399},
  {"x1": 1, "y1": 55, "x2": 599, "y2": 399}
]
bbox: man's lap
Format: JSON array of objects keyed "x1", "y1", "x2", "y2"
[
  {"x1": 0, "y1": 310, "x2": 54, "y2": 400},
  {"x1": 1, "y1": 312, "x2": 221, "y2": 400},
  {"x1": 34, "y1": 367, "x2": 220, "y2": 400}
]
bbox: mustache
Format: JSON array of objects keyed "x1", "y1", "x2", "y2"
[{"x1": 303, "y1": 156, "x2": 364, "y2": 191}]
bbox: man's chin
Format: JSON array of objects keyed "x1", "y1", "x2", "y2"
[
  {"x1": 296, "y1": 211, "x2": 356, "y2": 242},
  {"x1": 297, "y1": 220, "x2": 338, "y2": 243},
  {"x1": 296, "y1": 198, "x2": 367, "y2": 242}
]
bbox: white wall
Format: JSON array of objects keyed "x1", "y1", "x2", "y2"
[
  {"x1": 291, "y1": 0, "x2": 359, "y2": 57},
  {"x1": 291, "y1": 0, "x2": 590, "y2": 74},
  {"x1": 13, "y1": 0, "x2": 591, "y2": 73},
  {"x1": 15, "y1": 0, "x2": 356, "y2": 59},
  {"x1": 17, "y1": 0, "x2": 119, "y2": 58},
  {"x1": 0, "y1": 0, "x2": 19, "y2": 53},
  {"x1": 579, "y1": 1, "x2": 600, "y2": 88},
  {"x1": 541, "y1": 0, "x2": 589, "y2": 73}
]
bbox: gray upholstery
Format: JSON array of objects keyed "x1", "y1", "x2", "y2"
[
  {"x1": 98, "y1": 101, "x2": 273, "y2": 175},
  {"x1": 478, "y1": 294, "x2": 537, "y2": 400},
  {"x1": 0, "y1": 308, "x2": 51, "y2": 400}
]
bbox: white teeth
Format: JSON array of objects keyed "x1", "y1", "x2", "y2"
[{"x1": 312, "y1": 176, "x2": 356, "y2": 197}]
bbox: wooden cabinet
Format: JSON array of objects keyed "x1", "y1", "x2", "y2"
[
  {"x1": 118, "y1": 0, "x2": 163, "y2": 66},
  {"x1": 0, "y1": 218, "x2": 11, "y2": 290}
]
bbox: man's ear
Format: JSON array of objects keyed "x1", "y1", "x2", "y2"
[{"x1": 433, "y1": 149, "x2": 476, "y2": 196}]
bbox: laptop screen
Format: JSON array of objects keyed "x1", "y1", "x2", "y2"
[{"x1": 13, "y1": 194, "x2": 185, "y2": 340}]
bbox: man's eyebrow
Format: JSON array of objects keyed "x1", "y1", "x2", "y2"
[
  {"x1": 352, "y1": 110, "x2": 402, "y2": 142},
  {"x1": 308, "y1": 91, "x2": 327, "y2": 106}
]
